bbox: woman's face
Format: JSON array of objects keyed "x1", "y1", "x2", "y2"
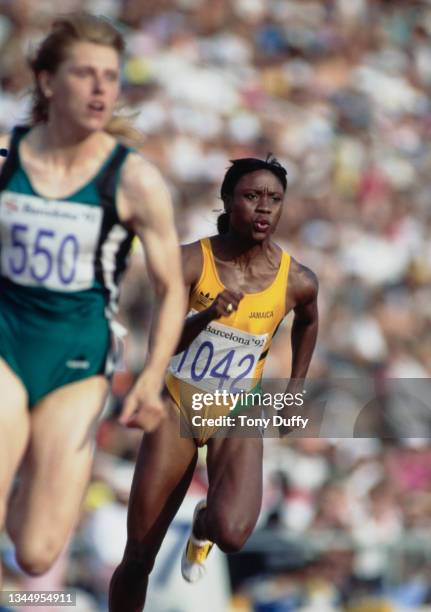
[
  {"x1": 39, "y1": 41, "x2": 120, "y2": 132},
  {"x1": 227, "y1": 169, "x2": 285, "y2": 241}
]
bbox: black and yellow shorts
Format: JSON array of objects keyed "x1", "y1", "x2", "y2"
[{"x1": 165, "y1": 373, "x2": 262, "y2": 446}]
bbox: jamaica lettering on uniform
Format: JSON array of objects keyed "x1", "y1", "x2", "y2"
[{"x1": 249, "y1": 311, "x2": 274, "y2": 319}]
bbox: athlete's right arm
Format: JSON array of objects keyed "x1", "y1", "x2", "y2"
[
  {"x1": 116, "y1": 153, "x2": 186, "y2": 430},
  {"x1": 174, "y1": 242, "x2": 243, "y2": 354}
]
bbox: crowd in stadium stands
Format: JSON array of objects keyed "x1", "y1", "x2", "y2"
[{"x1": 1, "y1": 0, "x2": 431, "y2": 610}]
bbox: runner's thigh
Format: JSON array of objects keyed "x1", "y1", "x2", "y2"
[
  {"x1": 127, "y1": 396, "x2": 198, "y2": 548},
  {"x1": 8, "y1": 376, "x2": 108, "y2": 569},
  {"x1": 0, "y1": 358, "x2": 29, "y2": 527},
  {"x1": 204, "y1": 435, "x2": 263, "y2": 548}
]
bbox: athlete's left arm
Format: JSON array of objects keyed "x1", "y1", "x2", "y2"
[
  {"x1": 117, "y1": 153, "x2": 186, "y2": 430},
  {"x1": 278, "y1": 260, "x2": 318, "y2": 436},
  {"x1": 287, "y1": 258, "x2": 319, "y2": 381}
]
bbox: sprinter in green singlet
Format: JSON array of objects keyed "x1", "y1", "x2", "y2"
[{"x1": 0, "y1": 13, "x2": 185, "y2": 581}]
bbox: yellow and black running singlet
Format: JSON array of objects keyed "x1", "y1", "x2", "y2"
[{"x1": 166, "y1": 237, "x2": 290, "y2": 407}]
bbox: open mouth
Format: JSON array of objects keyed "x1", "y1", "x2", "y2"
[
  {"x1": 254, "y1": 219, "x2": 270, "y2": 232},
  {"x1": 88, "y1": 101, "x2": 105, "y2": 113}
]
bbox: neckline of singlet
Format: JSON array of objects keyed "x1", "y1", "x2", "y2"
[
  {"x1": 202, "y1": 236, "x2": 288, "y2": 298},
  {"x1": 14, "y1": 127, "x2": 121, "y2": 202}
]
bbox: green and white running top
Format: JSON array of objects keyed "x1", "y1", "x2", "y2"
[{"x1": 0, "y1": 126, "x2": 134, "y2": 321}]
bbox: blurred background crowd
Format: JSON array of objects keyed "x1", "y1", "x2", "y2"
[{"x1": 0, "y1": 0, "x2": 431, "y2": 610}]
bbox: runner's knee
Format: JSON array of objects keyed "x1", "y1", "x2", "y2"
[
  {"x1": 206, "y1": 510, "x2": 255, "y2": 553},
  {"x1": 121, "y1": 539, "x2": 159, "y2": 577},
  {"x1": 15, "y1": 535, "x2": 62, "y2": 576}
]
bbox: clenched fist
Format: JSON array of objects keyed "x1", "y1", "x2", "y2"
[{"x1": 207, "y1": 289, "x2": 244, "y2": 319}]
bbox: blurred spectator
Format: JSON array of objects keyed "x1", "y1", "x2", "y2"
[{"x1": 1, "y1": 1, "x2": 431, "y2": 609}]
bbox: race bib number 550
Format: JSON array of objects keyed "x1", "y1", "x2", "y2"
[
  {"x1": 0, "y1": 192, "x2": 102, "y2": 291},
  {"x1": 169, "y1": 312, "x2": 268, "y2": 393}
]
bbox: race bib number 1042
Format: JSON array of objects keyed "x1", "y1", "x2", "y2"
[{"x1": 169, "y1": 313, "x2": 268, "y2": 393}]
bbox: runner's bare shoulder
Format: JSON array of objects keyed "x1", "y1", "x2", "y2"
[
  {"x1": 181, "y1": 240, "x2": 204, "y2": 288},
  {"x1": 288, "y1": 257, "x2": 319, "y2": 308}
]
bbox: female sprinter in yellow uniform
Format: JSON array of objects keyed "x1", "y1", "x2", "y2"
[
  {"x1": 0, "y1": 14, "x2": 184, "y2": 582},
  {"x1": 110, "y1": 156, "x2": 319, "y2": 611}
]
